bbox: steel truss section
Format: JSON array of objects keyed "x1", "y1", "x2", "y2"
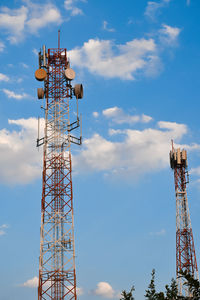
[{"x1": 38, "y1": 48, "x2": 78, "y2": 300}]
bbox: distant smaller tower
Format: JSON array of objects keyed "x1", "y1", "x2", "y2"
[{"x1": 170, "y1": 141, "x2": 198, "y2": 296}]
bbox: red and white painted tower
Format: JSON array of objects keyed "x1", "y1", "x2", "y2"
[
  {"x1": 35, "y1": 34, "x2": 83, "y2": 300},
  {"x1": 170, "y1": 141, "x2": 198, "y2": 296}
]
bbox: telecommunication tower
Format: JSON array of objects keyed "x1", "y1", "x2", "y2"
[
  {"x1": 35, "y1": 32, "x2": 83, "y2": 300},
  {"x1": 170, "y1": 141, "x2": 198, "y2": 296}
]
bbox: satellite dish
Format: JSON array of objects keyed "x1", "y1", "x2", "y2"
[
  {"x1": 35, "y1": 68, "x2": 47, "y2": 81},
  {"x1": 74, "y1": 84, "x2": 83, "y2": 99},
  {"x1": 64, "y1": 68, "x2": 76, "y2": 81}
]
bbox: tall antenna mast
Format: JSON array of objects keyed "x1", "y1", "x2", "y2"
[
  {"x1": 170, "y1": 142, "x2": 198, "y2": 297},
  {"x1": 58, "y1": 29, "x2": 60, "y2": 49},
  {"x1": 35, "y1": 37, "x2": 84, "y2": 300}
]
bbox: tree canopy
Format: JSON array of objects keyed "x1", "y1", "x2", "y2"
[
  {"x1": 121, "y1": 269, "x2": 200, "y2": 300},
  {"x1": 120, "y1": 286, "x2": 135, "y2": 300}
]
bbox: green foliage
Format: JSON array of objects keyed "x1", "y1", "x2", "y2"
[
  {"x1": 120, "y1": 269, "x2": 200, "y2": 300},
  {"x1": 120, "y1": 286, "x2": 135, "y2": 300},
  {"x1": 165, "y1": 278, "x2": 178, "y2": 300},
  {"x1": 145, "y1": 269, "x2": 157, "y2": 300},
  {"x1": 156, "y1": 292, "x2": 165, "y2": 300},
  {"x1": 179, "y1": 270, "x2": 200, "y2": 299},
  {"x1": 145, "y1": 269, "x2": 166, "y2": 300},
  {"x1": 145, "y1": 269, "x2": 179, "y2": 300}
]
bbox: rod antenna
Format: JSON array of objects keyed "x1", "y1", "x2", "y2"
[
  {"x1": 171, "y1": 139, "x2": 174, "y2": 152},
  {"x1": 58, "y1": 29, "x2": 60, "y2": 49},
  {"x1": 37, "y1": 116, "x2": 40, "y2": 150}
]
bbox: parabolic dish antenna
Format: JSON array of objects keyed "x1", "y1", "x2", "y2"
[{"x1": 64, "y1": 68, "x2": 76, "y2": 80}]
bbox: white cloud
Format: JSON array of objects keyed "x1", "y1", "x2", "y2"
[
  {"x1": 68, "y1": 22, "x2": 181, "y2": 81},
  {"x1": 73, "y1": 119, "x2": 199, "y2": 180},
  {"x1": 0, "y1": 230, "x2": 6, "y2": 236},
  {"x1": 94, "y1": 282, "x2": 115, "y2": 298},
  {"x1": 102, "y1": 106, "x2": 153, "y2": 124},
  {"x1": 0, "y1": 41, "x2": 5, "y2": 52},
  {"x1": 0, "y1": 113, "x2": 194, "y2": 186},
  {"x1": 0, "y1": 114, "x2": 196, "y2": 187},
  {"x1": 158, "y1": 121, "x2": 187, "y2": 137},
  {"x1": 142, "y1": 114, "x2": 153, "y2": 123},
  {"x1": 190, "y1": 166, "x2": 200, "y2": 176},
  {"x1": 2, "y1": 89, "x2": 29, "y2": 100},
  {"x1": 143, "y1": 54, "x2": 163, "y2": 77},
  {"x1": 0, "y1": 2, "x2": 61, "y2": 43},
  {"x1": 150, "y1": 229, "x2": 166, "y2": 236},
  {"x1": 64, "y1": 0, "x2": 86, "y2": 16},
  {"x1": 16, "y1": 78, "x2": 23, "y2": 83},
  {"x1": 77, "y1": 287, "x2": 84, "y2": 296},
  {"x1": 26, "y1": 3, "x2": 61, "y2": 33},
  {"x1": 8, "y1": 118, "x2": 41, "y2": 131},
  {"x1": 69, "y1": 38, "x2": 158, "y2": 80},
  {"x1": 66, "y1": 285, "x2": 83, "y2": 296},
  {"x1": 20, "y1": 63, "x2": 29, "y2": 69},
  {"x1": 0, "y1": 224, "x2": 8, "y2": 228},
  {"x1": 22, "y1": 276, "x2": 38, "y2": 288},
  {"x1": 0, "y1": 73, "x2": 9, "y2": 82},
  {"x1": 145, "y1": 0, "x2": 171, "y2": 21},
  {"x1": 0, "y1": 117, "x2": 42, "y2": 184},
  {"x1": 102, "y1": 21, "x2": 115, "y2": 32},
  {"x1": 108, "y1": 128, "x2": 124, "y2": 136},
  {"x1": 128, "y1": 19, "x2": 134, "y2": 25},
  {"x1": 0, "y1": 6, "x2": 28, "y2": 43},
  {"x1": 93, "y1": 111, "x2": 99, "y2": 118},
  {"x1": 0, "y1": 224, "x2": 9, "y2": 236},
  {"x1": 159, "y1": 24, "x2": 181, "y2": 45},
  {"x1": 32, "y1": 48, "x2": 38, "y2": 56},
  {"x1": 21, "y1": 277, "x2": 83, "y2": 295}
]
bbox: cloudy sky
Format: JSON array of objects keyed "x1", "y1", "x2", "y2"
[{"x1": 1, "y1": 0, "x2": 200, "y2": 299}]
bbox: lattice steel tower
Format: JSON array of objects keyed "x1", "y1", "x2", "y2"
[
  {"x1": 170, "y1": 141, "x2": 198, "y2": 296},
  {"x1": 35, "y1": 34, "x2": 83, "y2": 300}
]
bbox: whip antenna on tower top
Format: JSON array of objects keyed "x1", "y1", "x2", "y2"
[{"x1": 58, "y1": 29, "x2": 60, "y2": 49}]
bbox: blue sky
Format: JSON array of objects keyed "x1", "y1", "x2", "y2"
[{"x1": 0, "y1": 0, "x2": 200, "y2": 299}]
